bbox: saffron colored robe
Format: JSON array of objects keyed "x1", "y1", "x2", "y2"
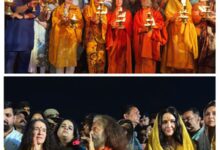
[
  {"x1": 160, "y1": 0, "x2": 198, "y2": 73},
  {"x1": 83, "y1": 0, "x2": 108, "y2": 73},
  {"x1": 106, "y1": 9, "x2": 133, "y2": 73},
  {"x1": 133, "y1": 8, "x2": 167, "y2": 73},
  {"x1": 49, "y1": 3, "x2": 83, "y2": 68}
]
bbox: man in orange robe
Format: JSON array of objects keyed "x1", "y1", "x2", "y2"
[
  {"x1": 160, "y1": 0, "x2": 198, "y2": 73},
  {"x1": 106, "y1": 0, "x2": 133, "y2": 73},
  {"x1": 133, "y1": 0, "x2": 167, "y2": 73},
  {"x1": 83, "y1": 0, "x2": 108, "y2": 73}
]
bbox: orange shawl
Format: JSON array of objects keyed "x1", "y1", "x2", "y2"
[
  {"x1": 106, "y1": 9, "x2": 133, "y2": 73},
  {"x1": 133, "y1": 8, "x2": 167, "y2": 62}
]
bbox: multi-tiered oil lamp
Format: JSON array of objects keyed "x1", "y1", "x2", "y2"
[
  {"x1": 96, "y1": 0, "x2": 107, "y2": 15},
  {"x1": 198, "y1": 0, "x2": 212, "y2": 18},
  {"x1": 144, "y1": 11, "x2": 155, "y2": 30},
  {"x1": 116, "y1": 7, "x2": 126, "y2": 29},
  {"x1": 96, "y1": 0, "x2": 107, "y2": 23},
  {"x1": 179, "y1": 0, "x2": 188, "y2": 24}
]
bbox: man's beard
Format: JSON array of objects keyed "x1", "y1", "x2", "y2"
[
  {"x1": 92, "y1": 133, "x2": 106, "y2": 148},
  {"x1": 4, "y1": 124, "x2": 10, "y2": 132}
]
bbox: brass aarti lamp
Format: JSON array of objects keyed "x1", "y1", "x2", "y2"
[
  {"x1": 144, "y1": 11, "x2": 155, "y2": 30},
  {"x1": 115, "y1": 7, "x2": 126, "y2": 29},
  {"x1": 32, "y1": 0, "x2": 40, "y2": 12},
  {"x1": 70, "y1": 13, "x2": 78, "y2": 28},
  {"x1": 179, "y1": 0, "x2": 188, "y2": 24},
  {"x1": 5, "y1": 0, "x2": 15, "y2": 16},
  {"x1": 198, "y1": 0, "x2": 212, "y2": 18},
  {"x1": 96, "y1": 0, "x2": 107, "y2": 15}
]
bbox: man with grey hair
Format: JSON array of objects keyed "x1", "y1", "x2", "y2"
[{"x1": 83, "y1": 115, "x2": 128, "y2": 150}]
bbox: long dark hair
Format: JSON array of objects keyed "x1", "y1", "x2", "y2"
[
  {"x1": 19, "y1": 119, "x2": 58, "y2": 150},
  {"x1": 54, "y1": 119, "x2": 81, "y2": 149},
  {"x1": 82, "y1": 113, "x2": 96, "y2": 132},
  {"x1": 203, "y1": 101, "x2": 215, "y2": 116},
  {"x1": 118, "y1": 119, "x2": 134, "y2": 142},
  {"x1": 157, "y1": 107, "x2": 183, "y2": 148}
]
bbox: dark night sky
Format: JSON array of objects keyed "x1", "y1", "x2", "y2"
[{"x1": 4, "y1": 77, "x2": 215, "y2": 124}]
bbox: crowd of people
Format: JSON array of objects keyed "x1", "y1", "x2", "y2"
[
  {"x1": 5, "y1": 0, "x2": 216, "y2": 73},
  {"x1": 4, "y1": 100, "x2": 216, "y2": 150}
]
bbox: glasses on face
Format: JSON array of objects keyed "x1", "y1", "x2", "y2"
[{"x1": 183, "y1": 117, "x2": 194, "y2": 123}]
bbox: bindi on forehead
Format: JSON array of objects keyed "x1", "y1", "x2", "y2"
[
  {"x1": 162, "y1": 113, "x2": 176, "y2": 121},
  {"x1": 35, "y1": 126, "x2": 46, "y2": 129}
]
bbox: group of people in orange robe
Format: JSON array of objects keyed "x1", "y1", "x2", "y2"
[
  {"x1": 6, "y1": 0, "x2": 215, "y2": 73},
  {"x1": 49, "y1": 0, "x2": 215, "y2": 73}
]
